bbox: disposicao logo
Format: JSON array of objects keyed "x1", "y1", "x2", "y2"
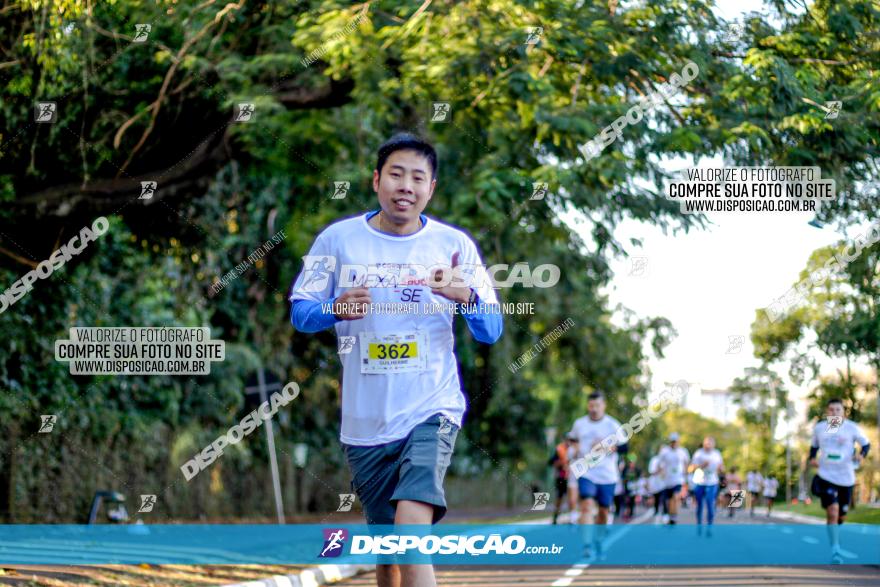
[{"x1": 319, "y1": 528, "x2": 348, "y2": 558}]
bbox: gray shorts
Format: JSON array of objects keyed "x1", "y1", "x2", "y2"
[{"x1": 342, "y1": 413, "x2": 459, "y2": 526}]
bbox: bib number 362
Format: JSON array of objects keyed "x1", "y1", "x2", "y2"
[
  {"x1": 359, "y1": 331, "x2": 427, "y2": 374},
  {"x1": 370, "y1": 342, "x2": 413, "y2": 359}
]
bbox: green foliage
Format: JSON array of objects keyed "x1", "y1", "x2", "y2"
[{"x1": 1, "y1": 0, "x2": 878, "y2": 520}]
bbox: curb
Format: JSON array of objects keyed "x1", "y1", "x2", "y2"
[{"x1": 223, "y1": 564, "x2": 375, "y2": 587}]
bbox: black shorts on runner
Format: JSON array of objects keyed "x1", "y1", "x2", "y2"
[
  {"x1": 811, "y1": 474, "x2": 854, "y2": 515},
  {"x1": 555, "y1": 476, "x2": 568, "y2": 499},
  {"x1": 343, "y1": 412, "x2": 458, "y2": 526},
  {"x1": 663, "y1": 484, "x2": 682, "y2": 501}
]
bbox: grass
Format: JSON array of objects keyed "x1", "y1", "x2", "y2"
[{"x1": 775, "y1": 501, "x2": 880, "y2": 524}]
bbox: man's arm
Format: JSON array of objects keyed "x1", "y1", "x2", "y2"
[
  {"x1": 459, "y1": 291, "x2": 503, "y2": 343},
  {"x1": 808, "y1": 424, "x2": 820, "y2": 466},
  {"x1": 856, "y1": 425, "x2": 871, "y2": 460},
  {"x1": 290, "y1": 299, "x2": 339, "y2": 332}
]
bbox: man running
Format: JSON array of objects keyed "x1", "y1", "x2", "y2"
[
  {"x1": 746, "y1": 470, "x2": 763, "y2": 517},
  {"x1": 648, "y1": 451, "x2": 667, "y2": 524},
  {"x1": 289, "y1": 133, "x2": 503, "y2": 587},
  {"x1": 809, "y1": 398, "x2": 871, "y2": 564},
  {"x1": 724, "y1": 466, "x2": 742, "y2": 518},
  {"x1": 569, "y1": 391, "x2": 627, "y2": 559},
  {"x1": 762, "y1": 475, "x2": 779, "y2": 517},
  {"x1": 658, "y1": 432, "x2": 690, "y2": 525},
  {"x1": 690, "y1": 436, "x2": 724, "y2": 534},
  {"x1": 550, "y1": 434, "x2": 577, "y2": 524}
]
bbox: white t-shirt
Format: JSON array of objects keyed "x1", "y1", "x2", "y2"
[
  {"x1": 569, "y1": 414, "x2": 624, "y2": 484},
  {"x1": 746, "y1": 471, "x2": 763, "y2": 492},
  {"x1": 762, "y1": 477, "x2": 779, "y2": 497},
  {"x1": 647, "y1": 455, "x2": 665, "y2": 494},
  {"x1": 811, "y1": 419, "x2": 870, "y2": 487},
  {"x1": 289, "y1": 213, "x2": 498, "y2": 445},
  {"x1": 658, "y1": 445, "x2": 690, "y2": 488},
  {"x1": 691, "y1": 448, "x2": 724, "y2": 486}
]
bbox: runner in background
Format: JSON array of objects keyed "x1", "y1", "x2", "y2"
[
  {"x1": 550, "y1": 434, "x2": 576, "y2": 524},
  {"x1": 658, "y1": 432, "x2": 690, "y2": 525},
  {"x1": 566, "y1": 436, "x2": 581, "y2": 524},
  {"x1": 621, "y1": 457, "x2": 639, "y2": 521},
  {"x1": 724, "y1": 466, "x2": 743, "y2": 519},
  {"x1": 612, "y1": 478, "x2": 624, "y2": 523},
  {"x1": 569, "y1": 391, "x2": 627, "y2": 559},
  {"x1": 746, "y1": 470, "x2": 763, "y2": 517},
  {"x1": 809, "y1": 398, "x2": 871, "y2": 564},
  {"x1": 762, "y1": 476, "x2": 779, "y2": 517},
  {"x1": 690, "y1": 436, "x2": 724, "y2": 535},
  {"x1": 648, "y1": 452, "x2": 667, "y2": 524},
  {"x1": 635, "y1": 474, "x2": 649, "y2": 513}
]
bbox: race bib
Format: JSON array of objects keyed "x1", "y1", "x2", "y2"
[
  {"x1": 358, "y1": 331, "x2": 427, "y2": 374},
  {"x1": 826, "y1": 452, "x2": 842, "y2": 461}
]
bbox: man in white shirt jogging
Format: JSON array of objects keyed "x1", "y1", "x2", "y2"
[
  {"x1": 289, "y1": 133, "x2": 503, "y2": 587},
  {"x1": 648, "y1": 452, "x2": 667, "y2": 524},
  {"x1": 746, "y1": 470, "x2": 763, "y2": 518},
  {"x1": 690, "y1": 436, "x2": 724, "y2": 534},
  {"x1": 762, "y1": 476, "x2": 779, "y2": 516},
  {"x1": 658, "y1": 432, "x2": 690, "y2": 525},
  {"x1": 568, "y1": 391, "x2": 628, "y2": 559},
  {"x1": 808, "y1": 398, "x2": 871, "y2": 564}
]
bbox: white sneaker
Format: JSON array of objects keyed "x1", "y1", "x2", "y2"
[
  {"x1": 654, "y1": 514, "x2": 663, "y2": 525},
  {"x1": 662, "y1": 514, "x2": 670, "y2": 524},
  {"x1": 607, "y1": 512, "x2": 615, "y2": 525}
]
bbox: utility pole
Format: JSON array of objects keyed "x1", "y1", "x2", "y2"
[{"x1": 245, "y1": 369, "x2": 285, "y2": 524}]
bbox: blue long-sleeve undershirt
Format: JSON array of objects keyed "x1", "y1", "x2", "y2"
[
  {"x1": 290, "y1": 293, "x2": 503, "y2": 344},
  {"x1": 290, "y1": 297, "x2": 340, "y2": 333}
]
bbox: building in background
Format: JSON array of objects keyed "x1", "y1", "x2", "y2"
[{"x1": 652, "y1": 381, "x2": 738, "y2": 424}]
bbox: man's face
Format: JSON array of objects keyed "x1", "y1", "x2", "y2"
[
  {"x1": 587, "y1": 397, "x2": 605, "y2": 420},
  {"x1": 703, "y1": 437, "x2": 715, "y2": 450},
  {"x1": 372, "y1": 149, "x2": 435, "y2": 224},
  {"x1": 826, "y1": 402, "x2": 844, "y2": 420}
]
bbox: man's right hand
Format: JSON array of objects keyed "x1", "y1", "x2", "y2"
[
  {"x1": 808, "y1": 458, "x2": 818, "y2": 468},
  {"x1": 333, "y1": 287, "x2": 371, "y2": 320}
]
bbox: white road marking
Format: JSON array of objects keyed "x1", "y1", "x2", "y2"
[{"x1": 547, "y1": 509, "x2": 653, "y2": 586}]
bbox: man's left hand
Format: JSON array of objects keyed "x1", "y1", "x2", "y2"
[{"x1": 429, "y1": 252, "x2": 471, "y2": 304}]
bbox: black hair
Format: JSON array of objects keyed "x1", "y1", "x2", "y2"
[
  {"x1": 376, "y1": 133, "x2": 438, "y2": 179},
  {"x1": 827, "y1": 398, "x2": 844, "y2": 407},
  {"x1": 587, "y1": 391, "x2": 605, "y2": 401}
]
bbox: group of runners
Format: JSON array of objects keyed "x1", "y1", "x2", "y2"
[
  {"x1": 550, "y1": 419, "x2": 730, "y2": 535},
  {"x1": 548, "y1": 396, "x2": 871, "y2": 562},
  {"x1": 288, "y1": 133, "x2": 873, "y2": 585}
]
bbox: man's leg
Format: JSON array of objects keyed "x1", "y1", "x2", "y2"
[
  {"x1": 375, "y1": 564, "x2": 401, "y2": 587},
  {"x1": 694, "y1": 485, "x2": 705, "y2": 525},
  {"x1": 594, "y1": 505, "x2": 609, "y2": 550},
  {"x1": 568, "y1": 484, "x2": 579, "y2": 523},
  {"x1": 668, "y1": 487, "x2": 680, "y2": 524},
  {"x1": 578, "y1": 497, "x2": 591, "y2": 524},
  {"x1": 706, "y1": 485, "x2": 718, "y2": 526},
  {"x1": 826, "y1": 502, "x2": 841, "y2": 553},
  {"x1": 395, "y1": 500, "x2": 436, "y2": 587}
]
